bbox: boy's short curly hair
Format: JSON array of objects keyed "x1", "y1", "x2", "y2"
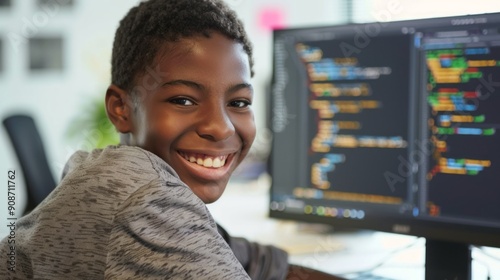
[{"x1": 111, "y1": 0, "x2": 254, "y2": 92}]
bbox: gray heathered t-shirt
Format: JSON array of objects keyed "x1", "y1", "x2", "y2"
[{"x1": 0, "y1": 145, "x2": 251, "y2": 279}]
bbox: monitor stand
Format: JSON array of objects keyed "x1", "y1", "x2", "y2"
[{"x1": 425, "y1": 239, "x2": 472, "y2": 280}]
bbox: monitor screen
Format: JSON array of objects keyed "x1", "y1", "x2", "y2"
[{"x1": 269, "y1": 12, "x2": 500, "y2": 279}]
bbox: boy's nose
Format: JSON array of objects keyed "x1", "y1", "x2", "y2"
[{"x1": 196, "y1": 106, "x2": 235, "y2": 141}]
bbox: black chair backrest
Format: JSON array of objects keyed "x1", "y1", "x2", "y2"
[{"x1": 3, "y1": 114, "x2": 56, "y2": 215}]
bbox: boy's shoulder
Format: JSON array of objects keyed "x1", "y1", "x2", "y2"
[
  {"x1": 62, "y1": 145, "x2": 180, "y2": 184},
  {"x1": 54, "y1": 145, "x2": 188, "y2": 209}
]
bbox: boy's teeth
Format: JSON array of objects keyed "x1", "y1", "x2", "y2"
[
  {"x1": 182, "y1": 153, "x2": 227, "y2": 169},
  {"x1": 213, "y1": 157, "x2": 221, "y2": 168},
  {"x1": 203, "y1": 158, "x2": 213, "y2": 167}
]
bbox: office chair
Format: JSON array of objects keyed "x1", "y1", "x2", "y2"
[{"x1": 2, "y1": 114, "x2": 57, "y2": 215}]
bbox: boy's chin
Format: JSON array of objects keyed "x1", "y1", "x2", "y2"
[
  {"x1": 195, "y1": 193, "x2": 224, "y2": 204},
  {"x1": 189, "y1": 183, "x2": 227, "y2": 204}
]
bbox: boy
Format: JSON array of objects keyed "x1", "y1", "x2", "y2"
[{"x1": 0, "y1": 0, "x2": 291, "y2": 278}]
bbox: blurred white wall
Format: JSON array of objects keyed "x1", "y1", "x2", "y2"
[{"x1": 1, "y1": 0, "x2": 500, "y2": 237}]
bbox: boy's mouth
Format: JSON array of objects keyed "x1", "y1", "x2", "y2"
[{"x1": 178, "y1": 151, "x2": 228, "y2": 169}]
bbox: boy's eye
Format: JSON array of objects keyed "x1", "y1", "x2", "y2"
[
  {"x1": 169, "y1": 97, "x2": 195, "y2": 106},
  {"x1": 229, "y1": 100, "x2": 251, "y2": 108}
]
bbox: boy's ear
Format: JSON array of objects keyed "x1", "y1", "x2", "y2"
[{"x1": 105, "y1": 84, "x2": 134, "y2": 134}]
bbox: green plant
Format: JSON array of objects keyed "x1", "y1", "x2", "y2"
[{"x1": 66, "y1": 97, "x2": 119, "y2": 150}]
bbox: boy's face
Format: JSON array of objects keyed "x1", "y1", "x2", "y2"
[{"x1": 128, "y1": 32, "x2": 255, "y2": 203}]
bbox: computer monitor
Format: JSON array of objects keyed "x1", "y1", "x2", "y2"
[{"x1": 269, "y1": 12, "x2": 500, "y2": 279}]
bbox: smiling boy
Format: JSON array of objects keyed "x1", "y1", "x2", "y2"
[
  {"x1": 0, "y1": 0, "x2": 290, "y2": 279},
  {"x1": 107, "y1": 30, "x2": 256, "y2": 204}
]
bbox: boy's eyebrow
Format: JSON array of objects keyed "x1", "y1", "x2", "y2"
[
  {"x1": 228, "y1": 82, "x2": 253, "y2": 94},
  {"x1": 161, "y1": 80, "x2": 205, "y2": 90},
  {"x1": 161, "y1": 80, "x2": 253, "y2": 93}
]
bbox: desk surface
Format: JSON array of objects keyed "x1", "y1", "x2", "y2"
[{"x1": 207, "y1": 176, "x2": 500, "y2": 280}]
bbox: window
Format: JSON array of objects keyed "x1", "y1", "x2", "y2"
[
  {"x1": 29, "y1": 37, "x2": 64, "y2": 71},
  {"x1": 0, "y1": 38, "x2": 3, "y2": 73},
  {"x1": 37, "y1": 0, "x2": 74, "y2": 8},
  {"x1": 0, "y1": 0, "x2": 11, "y2": 8}
]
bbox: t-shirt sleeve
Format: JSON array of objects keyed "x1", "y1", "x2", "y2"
[{"x1": 104, "y1": 180, "x2": 251, "y2": 280}]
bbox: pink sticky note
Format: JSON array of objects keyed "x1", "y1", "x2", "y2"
[{"x1": 258, "y1": 7, "x2": 286, "y2": 31}]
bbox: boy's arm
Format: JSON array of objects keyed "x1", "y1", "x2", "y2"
[
  {"x1": 217, "y1": 224, "x2": 289, "y2": 280},
  {"x1": 104, "y1": 180, "x2": 250, "y2": 280}
]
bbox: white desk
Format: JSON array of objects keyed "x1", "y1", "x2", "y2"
[{"x1": 207, "y1": 175, "x2": 500, "y2": 280}]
